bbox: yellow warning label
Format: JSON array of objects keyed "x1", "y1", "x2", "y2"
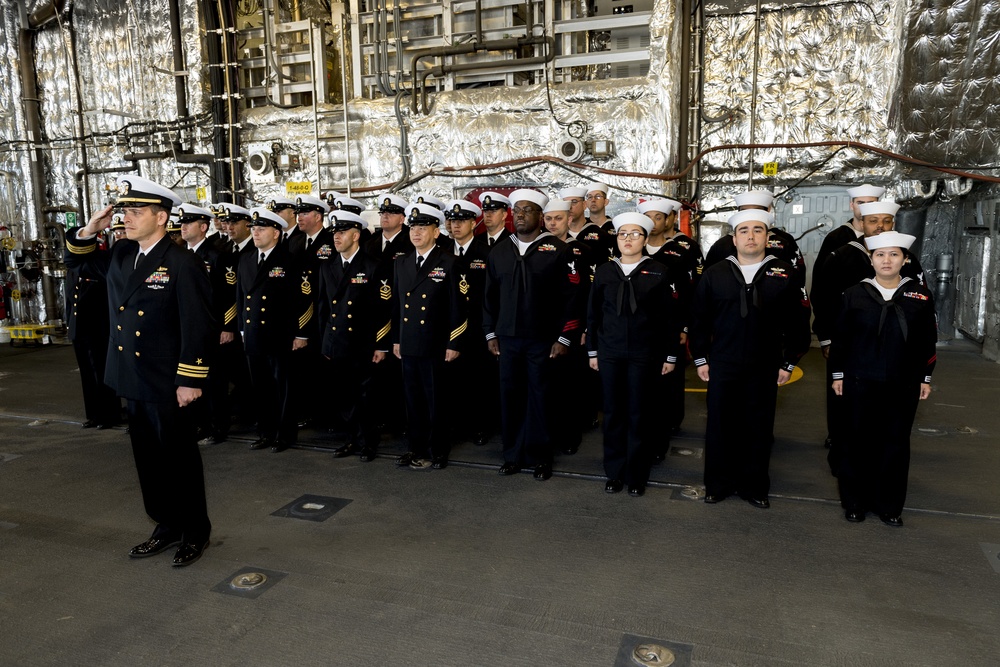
[
  {"x1": 762, "y1": 162, "x2": 779, "y2": 176},
  {"x1": 196, "y1": 186, "x2": 207, "y2": 201},
  {"x1": 11, "y1": 289, "x2": 21, "y2": 301}
]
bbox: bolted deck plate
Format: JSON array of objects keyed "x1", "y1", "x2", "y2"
[
  {"x1": 614, "y1": 634, "x2": 692, "y2": 667},
  {"x1": 211, "y1": 566, "x2": 288, "y2": 599},
  {"x1": 271, "y1": 494, "x2": 353, "y2": 522}
]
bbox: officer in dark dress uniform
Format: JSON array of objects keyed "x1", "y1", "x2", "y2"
[
  {"x1": 810, "y1": 183, "x2": 886, "y2": 451},
  {"x1": 64, "y1": 175, "x2": 214, "y2": 567},
  {"x1": 443, "y1": 198, "x2": 494, "y2": 445},
  {"x1": 238, "y1": 207, "x2": 313, "y2": 452},
  {"x1": 483, "y1": 189, "x2": 583, "y2": 480},
  {"x1": 318, "y1": 210, "x2": 392, "y2": 462},
  {"x1": 564, "y1": 186, "x2": 613, "y2": 264},
  {"x1": 478, "y1": 191, "x2": 512, "y2": 248},
  {"x1": 690, "y1": 209, "x2": 812, "y2": 509},
  {"x1": 332, "y1": 194, "x2": 373, "y2": 246},
  {"x1": 179, "y1": 205, "x2": 232, "y2": 445},
  {"x1": 268, "y1": 196, "x2": 300, "y2": 246},
  {"x1": 588, "y1": 212, "x2": 683, "y2": 496},
  {"x1": 287, "y1": 194, "x2": 334, "y2": 428},
  {"x1": 66, "y1": 227, "x2": 119, "y2": 430},
  {"x1": 392, "y1": 203, "x2": 467, "y2": 469},
  {"x1": 830, "y1": 231, "x2": 937, "y2": 527}
]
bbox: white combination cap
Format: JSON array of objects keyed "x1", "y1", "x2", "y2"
[
  {"x1": 329, "y1": 210, "x2": 370, "y2": 231},
  {"x1": 114, "y1": 175, "x2": 181, "y2": 208},
  {"x1": 177, "y1": 205, "x2": 215, "y2": 222},
  {"x1": 479, "y1": 191, "x2": 511, "y2": 210},
  {"x1": 444, "y1": 199, "x2": 482, "y2": 219},
  {"x1": 405, "y1": 203, "x2": 446, "y2": 226},
  {"x1": 249, "y1": 207, "x2": 289, "y2": 230},
  {"x1": 413, "y1": 193, "x2": 445, "y2": 210},
  {"x1": 295, "y1": 195, "x2": 330, "y2": 214}
]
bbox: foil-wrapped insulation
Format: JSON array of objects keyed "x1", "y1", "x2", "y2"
[
  {"x1": 699, "y1": 1, "x2": 902, "y2": 184},
  {"x1": 894, "y1": 0, "x2": 1000, "y2": 174}
]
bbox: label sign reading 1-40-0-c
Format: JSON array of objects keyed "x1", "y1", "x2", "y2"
[{"x1": 286, "y1": 181, "x2": 313, "y2": 195}]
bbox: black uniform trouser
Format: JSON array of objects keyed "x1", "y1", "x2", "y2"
[
  {"x1": 444, "y1": 344, "x2": 498, "y2": 439},
  {"x1": 498, "y1": 336, "x2": 553, "y2": 467},
  {"x1": 126, "y1": 399, "x2": 211, "y2": 544},
  {"x1": 329, "y1": 356, "x2": 379, "y2": 450},
  {"x1": 548, "y1": 347, "x2": 585, "y2": 452},
  {"x1": 247, "y1": 351, "x2": 297, "y2": 444},
  {"x1": 838, "y1": 377, "x2": 919, "y2": 516},
  {"x1": 222, "y1": 338, "x2": 254, "y2": 425},
  {"x1": 600, "y1": 355, "x2": 656, "y2": 486},
  {"x1": 663, "y1": 353, "x2": 687, "y2": 432},
  {"x1": 825, "y1": 355, "x2": 847, "y2": 475},
  {"x1": 292, "y1": 345, "x2": 325, "y2": 425},
  {"x1": 73, "y1": 338, "x2": 118, "y2": 425},
  {"x1": 704, "y1": 362, "x2": 778, "y2": 498},
  {"x1": 401, "y1": 355, "x2": 448, "y2": 459},
  {"x1": 371, "y1": 354, "x2": 406, "y2": 433}
]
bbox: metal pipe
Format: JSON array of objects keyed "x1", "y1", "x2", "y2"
[
  {"x1": 338, "y1": 8, "x2": 353, "y2": 195},
  {"x1": 677, "y1": 0, "x2": 691, "y2": 197},
  {"x1": 74, "y1": 162, "x2": 140, "y2": 182},
  {"x1": 419, "y1": 48, "x2": 554, "y2": 114},
  {"x1": 747, "y1": 0, "x2": 763, "y2": 188},
  {"x1": 216, "y1": 0, "x2": 242, "y2": 201},
  {"x1": 201, "y1": 0, "x2": 233, "y2": 202}
]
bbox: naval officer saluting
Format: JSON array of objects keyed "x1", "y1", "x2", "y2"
[{"x1": 64, "y1": 175, "x2": 215, "y2": 566}]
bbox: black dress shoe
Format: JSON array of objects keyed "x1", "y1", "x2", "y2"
[
  {"x1": 605, "y1": 480, "x2": 623, "y2": 494},
  {"x1": 845, "y1": 509, "x2": 866, "y2": 523},
  {"x1": 473, "y1": 432, "x2": 489, "y2": 446},
  {"x1": 96, "y1": 422, "x2": 114, "y2": 430},
  {"x1": 628, "y1": 485, "x2": 645, "y2": 497},
  {"x1": 431, "y1": 456, "x2": 448, "y2": 470},
  {"x1": 271, "y1": 441, "x2": 290, "y2": 453},
  {"x1": 332, "y1": 443, "x2": 358, "y2": 458},
  {"x1": 396, "y1": 452, "x2": 415, "y2": 467},
  {"x1": 198, "y1": 434, "x2": 226, "y2": 446},
  {"x1": 358, "y1": 447, "x2": 376, "y2": 462},
  {"x1": 824, "y1": 437, "x2": 833, "y2": 449},
  {"x1": 704, "y1": 492, "x2": 729, "y2": 504},
  {"x1": 533, "y1": 463, "x2": 552, "y2": 481},
  {"x1": 172, "y1": 541, "x2": 208, "y2": 567},
  {"x1": 879, "y1": 514, "x2": 903, "y2": 527},
  {"x1": 560, "y1": 446, "x2": 578, "y2": 455},
  {"x1": 82, "y1": 419, "x2": 99, "y2": 429},
  {"x1": 745, "y1": 496, "x2": 770, "y2": 509},
  {"x1": 498, "y1": 462, "x2": 520, "y2": 476},
  {"x1": 129, "y1": 536, "x2": 181, "y2": 558},
  {"x1": 249, "y1": 438, "x2": 271, "y2": 450}
]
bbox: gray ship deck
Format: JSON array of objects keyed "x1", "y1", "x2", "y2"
[{"x1": 1, "y1": 340, "x2": 998, "y2": 666}]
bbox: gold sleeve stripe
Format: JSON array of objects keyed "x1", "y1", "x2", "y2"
[
  {"x1": 375, "y1": 321, "x2": 391, "y2": 341},
  {"x1": 119, "y1": 196, "x2": 163, "y2": 205},
  {"x1": 298, "y1": 303, "x2": 314, "y2": 329},
  {"x1": 224, "y1": 304, "x2": 237, "y2": 325},
  {"x1": 66, "y1": 241, "x2": 95, "y2": 255},
  {"x1": 449, "y1": 320, "x2": 468, "y2": 342},
  {"x1": 177, "y1": 370, "x2": 209, "y2": 379},
  {"x1": 178, "y1": 363, "x2": 209, "y2": 372}
]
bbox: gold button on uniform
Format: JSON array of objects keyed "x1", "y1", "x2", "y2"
[
  {"x1": 119, "y1": 306, "x2": 125, "y2": 311},
  {"x1": 135, "y1": 331, "x2": 141, "y2": 336},
  {"x1": 138, "y1": 311, "x2": 144, "y2": 316},
  {"x1": 135, "y1": 352, "x2": 140, "y2": 357},
  {"x1": 404, "y1": 317, "x2": 409, "y2": 322},
  {"x1": 347, "y1": 301, "x2": 352, "y2": 305},
  {"x1": 118, "y1": 345, "x2": 123, "y2": 351},
  {"x1": 117, "y1": 325, "x2": 122, "y2": 331},
  {"x1": 246, "y1": 318, "x2": 250, "y2": 323}
]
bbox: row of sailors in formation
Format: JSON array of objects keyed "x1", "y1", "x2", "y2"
[{"x1": 78, "y1": 176, "x2": 935, "y2": 525}]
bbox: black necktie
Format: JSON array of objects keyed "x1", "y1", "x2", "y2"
[
  {"x1": 134, "y1": 252, "x2": 145, "y2": 270},
  {"x1": 459, "y1": 246, "x2": 465, "y2": 257},
  {"x1": 343, "y1": 260, "x2": 350, "y2": 274},
  {"x1": 417, "y1": 255, "x2": 424, "y2": 269},
  {"x1": 306, "y1": 237, "x2": 313, "y2": 250},
  {"x1": 259, "y1": 252, "x2": 265, "y2": 265},
  {"x1": 489, "y1": 237, "x2": 495, "y2": 247}
]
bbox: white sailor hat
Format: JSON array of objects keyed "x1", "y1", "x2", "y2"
[
  {"x1": 542, "y1": 200, "x2": 571, "y2": 213},
  {"x1": 266, "y1": 196, "x2": 297, "y2": 211},
  {"x1": 558, "y1": 187, "x2": 588, "y2": 200},
  {"x1": 378, "y1": 193, "x2": 408, "y2": 214},
  {"x1": 413, "y1": 193, "x2": 445, "y2": 210},
  {"x1": 249, "y1": 207, "x2": 289, "y2": 230},
  {"x1": 858, "y1": 201, "x2": 900, "y2": 218},
  {"x1": 728, "y1": 209, "x2": 772, "y2": 231},
  {"x1": 586, "y1": 182, "x2": 610, "y2": 195},
  {"x1": 637, "y1": 197, "x2": 680, "y2": 215},
  {"x1": 612, "y1": 212, "x2": 654, "y2": 235},
  {"x1": 328, "y1": 209, "x2": 369, "y2": 232},
  {"x1": 445, "y1": 199, "x2": 482, "y2": 220},
  {"x1": 215, "y1": 203, "x2": 252, "y2": 221},
  {"x1": 405, "y1": 203, "x2": 446, "y2": 226},
  {"x1": 509, "y1": 188, "x2": 548, "y2": 210},
  {"x1": 734, "y1": 189, "x2": 774, "y2": 209},
  {"x1": 865, "y1": 231, "x2": 915, "y2": 251},
  {"x1": 110, "y1": 213, "x2": 125, "y2": 230},
  {"x1": 294, "y1": 194, "x2": 330, "y2": 214},
  {"x1": 334, "y1": 195, "x2": 366, "y2": 214},
  {"x1": 846, "y1": 183, "x2": 886, "y2": 200},
  {"x1": 114, "y1": 175, "x2": 181, "y2": 208},
  {"x1": 177, "y1": 205, "x2": 215, "y2": 223},
  {"x1": 321, "y1": 190, "x2": 343, "y2": 206},
  {"x1": 479, "y1": 191, "x2": 511, "y2": 210}
]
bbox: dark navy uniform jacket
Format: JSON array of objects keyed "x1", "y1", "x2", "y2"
[
  {"x1": 483, "y1": 233, "x2": 584, "y2": 347},
  {"x1": 587, "y1": 258, "x2": 683, "y2": 364},
  {"x1": 830, "y1": 278, "x2": 937, "y2": 385},
  {"x1": 365, "y1": 225, "x2": 414, "y2": 265},
  {"x1": 811, "y1": 239, "x2": 925, "y2": 346},
  {"x1": 193, "y1": 240, "x2": 235, "y2": 335},
  {"x1": 64, "y1": 229, "x2": 214, "y2": 402},
  {"x1": 391, "y1": 246, "x2": 467, "y2": 357},
  {"x1": 289, "y1": 227, "x2": 335, "y2": 295},
  {"x1": 574, "y1": 222, "x2": 614, "y2": 265},
  {"x1": 237, "y1": 244, "x2": 313, "y2": 355},
  {"x1": 65, "y1": 263, "x2": 110, "y2": 343},
  {"x1": 316, "y1": 250, "x2": 393, "y2": 359},
  {"x1": 690, "y1": 255, "x2": 812, "y2": 372},
  {"x1": 451, "y1": 237, "x2": 491, "y2": 355}
]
